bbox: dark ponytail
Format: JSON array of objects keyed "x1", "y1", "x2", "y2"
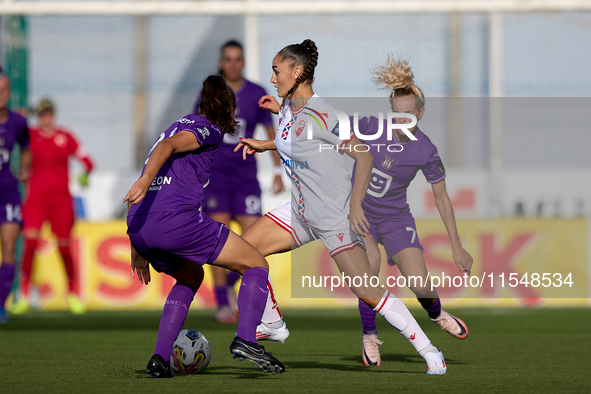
[
  {"x1": 277, "y1": 39, "x2": 318, "y2": 107},
  {"x1": 198, "y1": 75, "x2": 238, "y2": 135}
]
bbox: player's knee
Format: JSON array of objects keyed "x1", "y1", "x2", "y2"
[
  {"x1": 174, "y1": 261, "x2": 205, "y2": 290},
  {"x1": 234, "y1": 257, "x2": 268, "y2": 275},
  {"x1": 0, "y1": 241, "x2": 16, "y2": 260}
]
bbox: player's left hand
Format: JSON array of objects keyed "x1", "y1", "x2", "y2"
[
  {"x1": 349, "y1": 204, "x2": 370, "y2": 237},
  {"x1": 452, "y1": 246, "x2": 473, "y2": 275},
  {"x1": 17, "y1": 168, "x2": 29, "y2": 183},
  {"x1": 272, "y1": 175, "x2": 284, "y2": 194},
  {"x1": 131, "y1": 248, "x2": 151, "y2": 285},
  {"x1": 123, "y1": 176, "x2": 151, "y2": 205}
]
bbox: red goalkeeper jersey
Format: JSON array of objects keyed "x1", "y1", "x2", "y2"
[{"x1": 27, "y1": 127, "x2": 94, "y2": 203}]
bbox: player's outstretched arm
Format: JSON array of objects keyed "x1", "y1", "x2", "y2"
[
  {"x1": 259, "y1": 95, "x2": 280, "y2": 114},
  {"x1": 233, "y1": 138, "x2": 277, "y2": 160},
  {"x1": 431, "y1": 180, "x2": 473, "y2": 275},
  {"x1": 344, "y1": 136, "x2": 372, "y2": 237},
  {"x1": 123, "y1": 130, "x2": 201, "y2": 205}
]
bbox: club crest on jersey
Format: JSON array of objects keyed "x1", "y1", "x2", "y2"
[
  {"x1": 330, "y1": 123, "x2": 339, "y2": 137},
  {"x1": 54, "y1": 133, "x2": 67, "y2": 147},
  {"x1": 381, "y1": 156, "x2": 394, "y2": 170},
  {"x1": 295, "y1": 120, "x2": 306, "y2": 137},
  {"x1": 196, "y1": 127, "x2": 210, "y2": 139}
]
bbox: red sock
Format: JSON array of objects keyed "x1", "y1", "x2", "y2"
[
  {"x1": 21, "y1": 238, "x2": 39, "y2": 297},
  {"x1": 58, "y1": 245, "x2": 76, "y2": 294}
]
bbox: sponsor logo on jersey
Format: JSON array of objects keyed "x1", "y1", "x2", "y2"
[
  {"x1": 281, "y1": 157, "x2": 310, "y2": 170},
  {"x1": 148, "y1": 176, "x2": 172, "y2": 191},
  {"x1": 196, "y1": 127, "x2": 210, "y2": 139},
  {"x1": 177, "y1": 117, "x2": 195, "y2": 124},
  {"x1": 437, "y1": 160, "x2": 445, "y2": 174},
  {"x1": 381, "y1": 156, "x2": 394, "y2": 170},
  {"x1": 295, "y1": 120, "x2": 306, "y2": 137}
]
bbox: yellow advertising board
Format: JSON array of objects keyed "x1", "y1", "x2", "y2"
[{"x1": 5, "y1": 218, "x2": 589, "y2": 311}]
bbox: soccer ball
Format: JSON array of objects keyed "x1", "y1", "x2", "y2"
[{"x1": 170, "y1": 329, "x2": 212, "y2": 374}]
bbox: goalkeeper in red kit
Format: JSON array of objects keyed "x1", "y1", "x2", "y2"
[{"x1": 12, "y1": 99, "x2": 94, "y2": 314}]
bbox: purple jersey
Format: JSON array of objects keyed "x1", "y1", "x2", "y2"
[
  {"x1": 0, "y1": 110, "x2": 29, "y2": 190},
  {"x1": 193, "y1": 79, "x2": 273, "y2": 170},
  {"x1": 128, "y1": 114, "x2": 224, "y2": 216},
  {"x1": 352, "y1": 116, "x2": 445, "y2": 216}
]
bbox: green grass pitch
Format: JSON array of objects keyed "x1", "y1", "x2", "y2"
[{"x1": 1, "y1": 307, "x2": 590, "y2": 393}]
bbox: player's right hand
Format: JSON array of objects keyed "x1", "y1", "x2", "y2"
[
  {"x1": 131, "y1": 247, "x2": 151, "y2": 285},
  {"x1": 234, "y1": 138, "x2": 267, "y2": 160},
  {"x1": 123, "y1": 176, "x2": 151, "y2": 205},
  {"x1": 259, "y1": 95, "x2": 280, "y2": 114}
]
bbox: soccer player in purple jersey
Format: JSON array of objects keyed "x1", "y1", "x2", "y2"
[
  {"x1": 353, "y1": 57, "x2": 473, "y2": 366},
  {"x1": 0, "y1": 71, "x2": 31, "y2": 323},
  {"x1": 193, "y1": 40, "x2": 284, "y2": 323},
  {"x1": 236, "y1": 40, "x2": 447, "y2": 375},
  {"x1": 123, "y1": 75, "x2": 284, "y2": 377}
]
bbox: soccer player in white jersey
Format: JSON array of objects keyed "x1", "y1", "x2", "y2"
[{"x1": 235, "y1": 39, "x2": 447, "y2": 374}]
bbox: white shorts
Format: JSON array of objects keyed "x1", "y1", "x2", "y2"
[{"x1": 265, "y1": 202, "x2": 365, "y2": 257}]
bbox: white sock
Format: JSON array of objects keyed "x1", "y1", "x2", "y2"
[
  {"x1": 261, "y1": 274, "x2": 283, "y2": 325},
  {"x1": 373, "y1": 290, "x2": 434, "y2": 354}
]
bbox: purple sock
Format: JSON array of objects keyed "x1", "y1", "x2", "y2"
[
  {"x1": 215, "y1": 285, "x2": 229, "y2": 308},
  {"x1": 0, "y1": 262, "x2": 16, "y2": 309},
  {"x1": 358, "y1": 299, "x2": 378, "y2": 335},
  {"x1": 419, "y1": 297, "x2": 442, "y2": 319},
  {"x1": 154, "y1": 283, "x2": 196, "y2": 360},
  {"x1": 236, "y1": 267, "x2": 268, "y2": 343},
  {"x1": 227, "y1": 271, "x2": 241, "y2": 287}
]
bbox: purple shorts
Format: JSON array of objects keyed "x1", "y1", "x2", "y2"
[
  {"x1": 0, "y1": 186, "x2": 23, "y2": 226},
  {"x1": 366, "y1": 211, "x2": 424, "y2": 265},
  {"x1": 204, "y1": 169, "x2": 261, "y2": 218},
  {"x1": 127, "y1": 209, "x2": 230, "y2": 276}
]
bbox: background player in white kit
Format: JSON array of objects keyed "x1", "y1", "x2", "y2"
[{"x1": 236, "y1": 39, "x2": 447, "y2": 374}]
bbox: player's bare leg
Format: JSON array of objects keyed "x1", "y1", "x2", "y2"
[
  {"x1": 0, "y1": 223, "x2": 20, "y2": 322},
  {"x1": 333, "y1": 246, "x2": 446, "y2": 374},
  {"x1": 242, "y1": 215, "x2": 292, "y2": 343},
  {"x1": 393, "y1": 248, "x2": 468, "y2": 339}
]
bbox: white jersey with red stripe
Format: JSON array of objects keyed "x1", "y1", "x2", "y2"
[{"x1": 275, "y1": 94, "x2": 353, "y2": 232}]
